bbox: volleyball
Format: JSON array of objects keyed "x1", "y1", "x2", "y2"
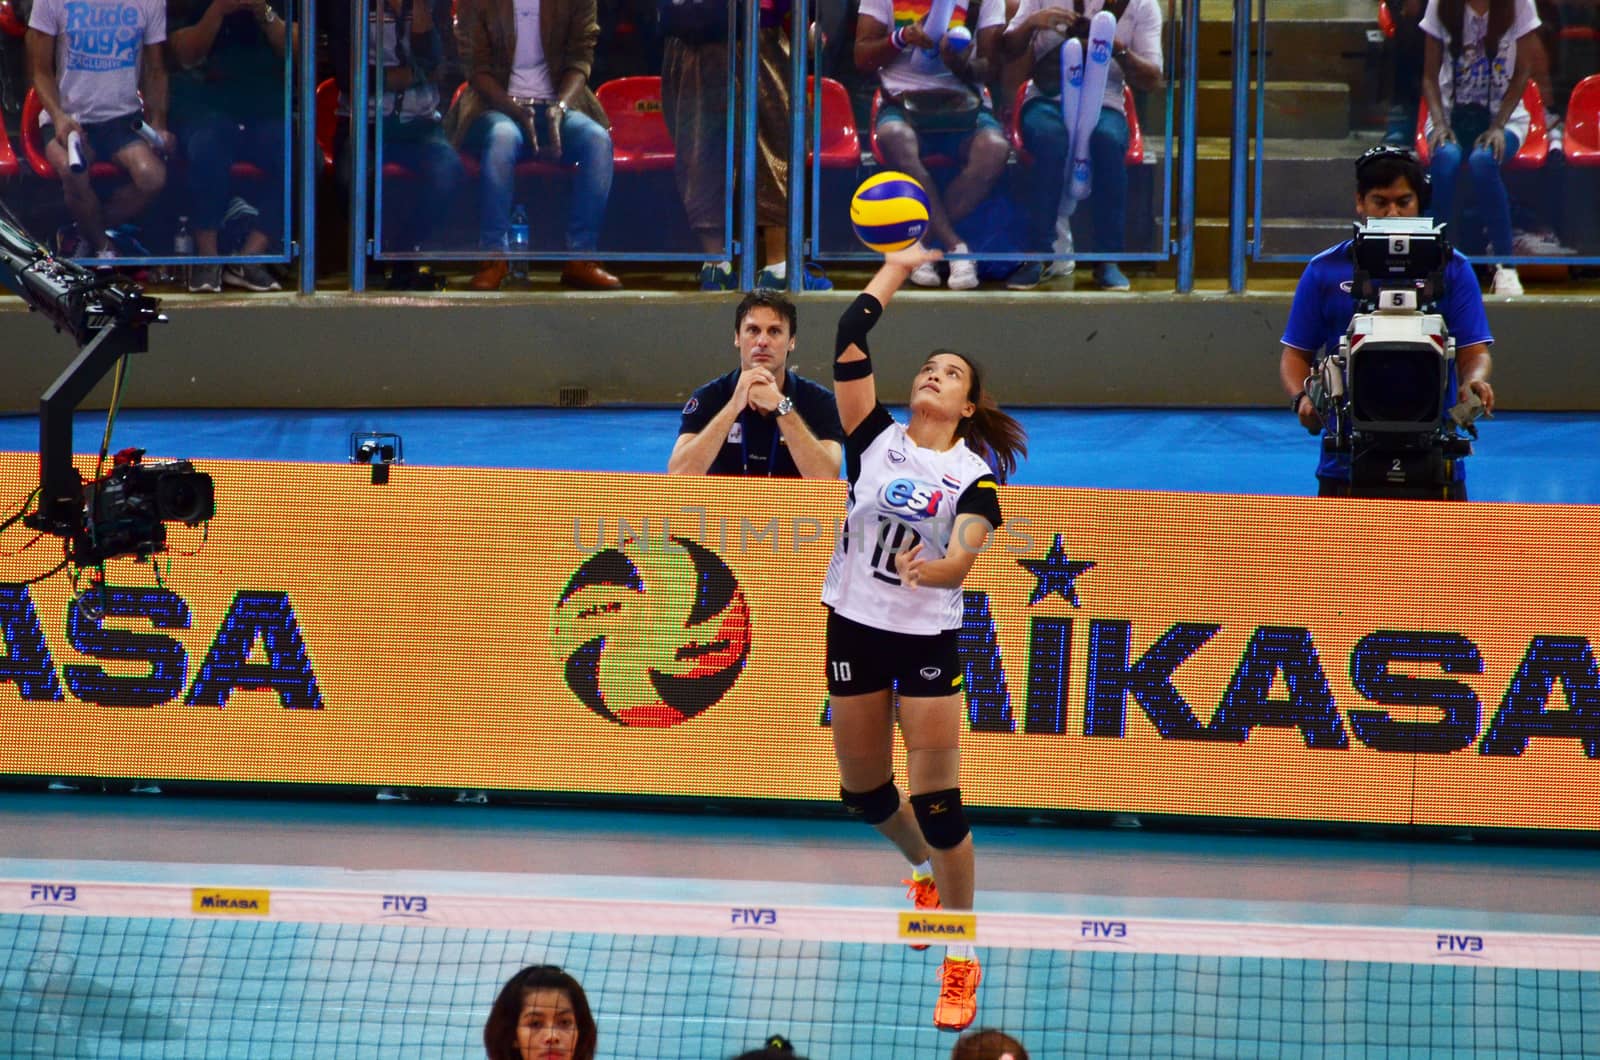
[
  {"x1": 850, "y1": 171, "x2": 931, "y2": 253},
  {"x1": 551, "y1": 538, "x2": 751, "y2": 728}
]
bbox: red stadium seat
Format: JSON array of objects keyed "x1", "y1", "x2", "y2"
[
  {"x1": 595, "y1": 76, "x2": 675, "y2": 172},
  {"x1": 808, "y1": 76, "x2": 862, "y2": 169},
  {"x1": 1377, "y1": 0, "x2": 1395, "y2": 40},
  {"x1": 315, "y1": 77, "x2": 339, "y2": 173},
  {"x1": 22, "y1": 87, "x2": 122, "y2": 180},
  {"x1": 1414, "y1": 81, "x2": 1549, "y2": 170},
  {"x1": 0, "y1": 106, "x2": 18, "y2": 179},
  {"x1": 1564, "y1": 73, "x2": 1600, "y2": 167},
  {"x1": 1005, "y1": 82, "x2": 1144, "y2": 166},
  {"x1": 0, "y1": 0, "x2": 25, "y2": 38}
]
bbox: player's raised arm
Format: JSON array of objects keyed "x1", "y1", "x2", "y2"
[{"x1": 834, "y1": 246, "x2": 943, "y2": 434}]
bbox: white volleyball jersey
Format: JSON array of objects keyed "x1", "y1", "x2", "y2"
[{"x1": 822, "y1": 405, "x2": 1003, "y2": 635}]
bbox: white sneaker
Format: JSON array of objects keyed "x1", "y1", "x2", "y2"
[
  {"x1": 910, "y1": 260, "x2": 942, "y2": 287},
  {"x1": 1512, "y1": 230, "x2": 1576, "y2": 256},
  {"x1": 1491, "y1": 265, "x2": 1524, "y2": 296},
  {"x1": 946, "y1": 243, "x2": 979, "y2": 290},
  {"x1": 1048, "y1": 214, "x2": 1076, "y2": 277}
]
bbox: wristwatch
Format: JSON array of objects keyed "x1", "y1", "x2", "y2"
[
  {"x1": 775, "y1": 396, "x2": 794, "y2": 417},
  {"x1": 1291, "y1": 390, "x2": 1307, "y2": 413}
]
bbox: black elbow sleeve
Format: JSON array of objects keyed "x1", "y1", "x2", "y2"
[{"x1": 835, "y1": 293, "x2": 884, "y2": 362}]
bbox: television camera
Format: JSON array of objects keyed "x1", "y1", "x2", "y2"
[
  {"x1": 1306, "y1": 217, "x2": 1488, "y2": 499},
  {"x1": 0, "y1": 208, "x2": 213, "y2": 567}
]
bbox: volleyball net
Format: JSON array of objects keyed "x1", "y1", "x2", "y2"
[{"x1": 2, "y1": 874, "x2": 1597, "y2": 1058}]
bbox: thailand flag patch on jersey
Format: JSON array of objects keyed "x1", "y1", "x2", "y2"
[{"x1": 941, "y1": 474, "x2": 961, "y2": 489}]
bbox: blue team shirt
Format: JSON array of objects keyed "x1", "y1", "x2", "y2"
[{"x1": 1281, "y1": 240, "x2": 1493, "y2": 482}]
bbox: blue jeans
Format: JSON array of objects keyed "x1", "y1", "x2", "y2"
[
  {"x1": 180, "y1": 110, "x2": 285, "y2": 235},
  {"x1": 1428, "y1": 109, "x2": 1520, "y2": 258},
  {"x1": 380, "y1": 122, "x2": 464, "y2": 252},
  {"x1": 464, "y1": 108, "x2": 614, "y2": 252},
  {"x1": 1018, "y1": 97, "x2": 1128, "y2": 253}
]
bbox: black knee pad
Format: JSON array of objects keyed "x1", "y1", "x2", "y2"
[
  {"x1": 841, "y1": 778, "x2": 900, "y2": 825},
  {"x1": 911, "y1": 787, "x2": 970, "y2": 850}
]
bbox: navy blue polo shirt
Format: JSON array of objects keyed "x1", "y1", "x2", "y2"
[
  {"x1": 1282, "y1": 240, "x2": 1493, "y2": 483},
  {"x1": 678, "y1": 368, "x2": 846, "y2": 477}
]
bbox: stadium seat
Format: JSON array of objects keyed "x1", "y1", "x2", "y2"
[
  {"x1": 1414, "y1": 81, "x2": 1549, "y2": 170},
  {"x1": 0, "y1": 106, "x2": 18, "y2": 180},
  {"x1": 22, "y1": 88, "x2": 121, "y2": 180},
  {"x1": 809, "y1": 76, "x2": 862, "y2": 169},
  {"x1": 595, "y1": 76, "x2": 675, "y2": 172},
  {"x1": 1564, "y1": 73, "x2": 1600, "y2": 167},
  {"x1": 0, "y1": 0, "x2": 24, "y2": 39},
  {"x1": 1377, "y1": 0, "x2": 1395, "y2": 39},
  {"x1": 315, "y1": 77, "x2": 339, "y2": 173},
  {"x1": 1005, "y1": 82, "x2": 1145, "y2": 166}
]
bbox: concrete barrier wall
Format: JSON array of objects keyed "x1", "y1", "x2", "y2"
[{"x1": 2, "y1": 291, "x2": 1593, "y2": 411}]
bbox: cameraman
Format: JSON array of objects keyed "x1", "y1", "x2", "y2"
[{"x1": 1278, "y1": 146, "x2": 1496, "y2": 500}]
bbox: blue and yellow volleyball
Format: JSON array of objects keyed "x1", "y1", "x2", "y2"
[{"x1": 850, "y1": 172, "x2": 931, "y2": 253}]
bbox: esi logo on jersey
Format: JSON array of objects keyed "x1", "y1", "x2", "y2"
[{"x1": 878, "y1": 478, "x2": 944, "y2": 521}]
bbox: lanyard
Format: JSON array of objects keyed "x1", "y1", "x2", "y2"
[{"x1": 739, "y1": 409, "x2": 784, "y2": 477}]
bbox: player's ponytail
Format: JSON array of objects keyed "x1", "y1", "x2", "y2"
[{"x1": 943, "y1": 351, "x2": 1028, "y2": 484}]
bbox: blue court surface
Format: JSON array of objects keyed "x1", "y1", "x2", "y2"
[
  {"x1": 1, "y1": 406, "x2": 1598, "y2": 503},
  {"x1": 3, "y1": 796, "x2": 1600, "y2": 1058}
]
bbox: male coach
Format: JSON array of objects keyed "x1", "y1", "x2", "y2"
[{"x1": 669, "y1": 290, "x2": 845, "y2": 478}]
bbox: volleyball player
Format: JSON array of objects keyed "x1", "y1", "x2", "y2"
[{"x1": 823, "y1": 245, "x2": 1027, "y2": 1032}]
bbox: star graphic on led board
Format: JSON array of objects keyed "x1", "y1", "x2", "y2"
[{"x1": 1018, "y1": 534, "x2": 1097, "y2": 607}]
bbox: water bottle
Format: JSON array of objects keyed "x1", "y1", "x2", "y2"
[
  {"x1": 170, "y1": 216, "x2": 195, "y2": 287},
  {"x1": 509, "y1": 204, "x2": 530, "y2": 281}
]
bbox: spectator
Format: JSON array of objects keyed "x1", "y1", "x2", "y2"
[
  {"x1": 951, "y1": 1027, "x2": 1031, "y2": 1060},
  {"x1": 1279, "y1": 146, "x2": 1494, "y2": 500},
  {"x1": 483, "y1": 964, "x2": 597, "y2": 1060},
  {"x1": 1420, "y1": 0, "x2": 1540, "y2": 294},
  {"x1": 167, "y1": 0, "x2": 289, "y2": 292},
  {"x1": 369, "y1": 0, "x2": 464, "y2": 286},
  {"x1": 446, "y1": 0, "x2": 622, "y2": 290},
  {"x1": 854, "y1": 0, "x2": 1006, "y2": 290},
  {"x1": 27, "y1": 0, "x2": 172, "y2": 260},
  {"x1": 1000, "y1": 0, "x2": 1162, "y2": 291},
  {"x1": 729, "y1": 1033, "x2": 810, "y2": 1060},
  {"x1": 660, "y1": 0, "x2": 832, "y2": 291},
  {"x1": 1383, "y1": 0, "x2": 1428, "y2": 146},
  {"x1": 669, "y1": 288, "x2": 845, "y2": 477}
]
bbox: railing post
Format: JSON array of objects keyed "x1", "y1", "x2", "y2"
[
  {"x1": 298, "y1": 0, "x2": 318, "y2": 294},
  {"x1": 738, "y1": 0, "x2": 761, "y2": 292},
  {"x1": 786, "y1": 0, "x2": 809, "y2": 294},
  {"x1": 349, "y1": 0, "x2": 370, "y2": 291},
  {"x1": 1228, "y1": 0, "x2": 1251, "y2": 292},
  {"x1": 1175, "y1": 0, "x2": 1199, "y2": 292}
]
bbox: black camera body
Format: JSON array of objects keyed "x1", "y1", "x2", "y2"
[
  {"x1": 1310, "y1": 218, "x2": 1481, "y2": 499},
  {"x1": 78, "y1": 451, "x2": 215, "y2": 565}
]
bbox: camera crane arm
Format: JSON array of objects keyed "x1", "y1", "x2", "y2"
[{"x1": 0, "y1": 207, "x2": 165, "y2": 539}]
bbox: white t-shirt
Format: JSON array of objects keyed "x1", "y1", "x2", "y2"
[
  {"x1": 1420, "y1": 0, "x2": 1538, "y2": 142},
  {"x1": 29, "y1": 0, "x2": 166, "y2": 124},
  {"x1": 1006, "y1": 0, "x2": 1163, "y2": 116},
  {"x1": 376, "y1": 6, "x2": 441, "y2": 120},
  {"x1": 822, "y1": 405, "x2": 1003, "y2": 635},
  {"x1": 509, "y1": 0, "x2": 556, "y2": 99},
  {"x1": 858, "y1": 0, "x2": 1004, "y2": 97}
]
